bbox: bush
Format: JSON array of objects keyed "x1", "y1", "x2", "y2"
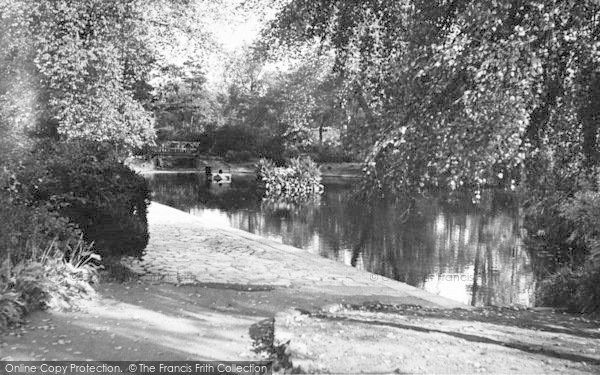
[
  {"x1": 206, "y1": 125, "x2": 287, "y2": 164},
  {"x1": 157, "y1": 124, "x2": 289, "y2": 165},
  {"x1": 156, "y1": 156, "x2": 196, "y2": 169},
  {"x1": 224, "y1": 150, "x2": 254, "y2": 163},
  {"x1": 256, "y1": 135, "x2": 287, "y2": 165},
  {"x1": 211, "y1": 125, "x2": 258, "y2": 157},
  {"x1": 0, "y1": 144, "x2": 108, "y2": 331},
  {"x1": 536, "y1": 266, "x2": 600, "y2": 315},
  {"x1": 0, "y1": 239, "x2": 100, "y2": 331},
  {"x1": 308, "y1": 143, "x2": 356, "y2": 163},
  {"x1": 15, "y1": 140, "x2": 150, "y2": 258},
  {"x1": 526, "y1": 183, "x2": 600, "y2": 315},
  {"x1": 0, "y1": 168, "x2": 84, "y2": 265},
  {"x1": 0, "y1": 170, "x2": 101, "y2": 329},
  {"x1": 535, "y1": 267, "x2": 581, "y2": 312},
  {"x1": 0, "y1": 199, "x2": 83, "y2": 265},
  {"x1": 523, "y1": 192, "x2": 586, "y2": 275},
  {"x1": 559, "y1": 190, "x2": 600, "y2": 268},
  {"x1": 256, "y1": 157, "x2": 323, "y2": 201}
]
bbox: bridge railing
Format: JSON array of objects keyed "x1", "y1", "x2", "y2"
[{"x1": 154, "y1": 145, "x2": 198, "y2": 154}]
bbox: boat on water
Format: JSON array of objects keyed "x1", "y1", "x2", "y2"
[
  {"x1": 211, "y1": 172, "x2": 232, "y2": 183},
  {"x1": 205, "y1": 166, "x2": 232, "y2": 183}
]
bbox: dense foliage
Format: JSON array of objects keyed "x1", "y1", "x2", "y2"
[
  {"x1": 152, "y1": 62, "x2": 223, "y2": 141},
  {"x1": 15, "y1": 141, "x2": 150, "y2": 258},
  {"x1": 525, "y1": 182, "x2": 600, "y2": 314},
  {"x1": 256, "y1": 157, "x2": 323, "y2": 201},
  {"x1": 536, "y1": 266, "x2": 600, "y2": 314},
  {"x1": 0, "y1": 237, "x2": 100, "y2": 329},
  {"x1": 0, "y1": 140, "x2": 149, "y2": 329},
  {"x1": 0, "y1": 167, "x2": 100, "y2": 330},
  {"x1": 266, "y1": 0, "x2": 600, "y2": 195},
  {"x1": 0, "y1": 0, "x2": 161, "y2": 151}
]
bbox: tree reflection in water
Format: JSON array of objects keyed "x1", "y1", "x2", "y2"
[{"x1": 147, "y1": 173, "x2": 535, "y2": 307}]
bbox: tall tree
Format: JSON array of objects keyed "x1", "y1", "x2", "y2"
[
  {"x1": 1, "y1": 0, "x2": 220, "y2": 153},
  {"x1": 1, "y1": 1, "x2": 157, "y2": 151},
  {"x1": 151, "y1": 60, "x2": 224, "y2": 139}
]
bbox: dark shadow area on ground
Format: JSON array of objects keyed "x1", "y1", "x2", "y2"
[
  {"x1": 309, "y1": 311, "x2": 600, "y2": 366},
  {"x1": 2, "y1": 282, "x2": 433, "y2": 361},
  {"x1": 341, "y1": 303, "x2": 600, "y2": 340}
]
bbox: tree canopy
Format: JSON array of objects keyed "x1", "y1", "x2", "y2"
[
  {"x1": 0, "y1": 0, "x2": 222, "y2": 153},
  {"x1": 265, "y1": 0, "x2": 600, "y2": 197},
  {"x1": 2, "y1": 0, "x2": 598, "y2": 177}
]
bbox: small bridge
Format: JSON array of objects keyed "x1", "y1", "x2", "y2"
[
  {"x1": 151, "y1": 141, "x2": 202, "y2": 156},
  {"x1": 149, "y1": 141, "x2": 231, "y2": 171},
  {"x1": 148, "y1": 141, "x2": 200, "y2": 168}
]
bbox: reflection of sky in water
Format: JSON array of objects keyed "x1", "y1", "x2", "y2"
[
  {"x1": 189, "y1": 208, "x2": 230, "y2": 228},
  {"x1": 147, "y1": 173, "x2": 536, "y2": 307}
]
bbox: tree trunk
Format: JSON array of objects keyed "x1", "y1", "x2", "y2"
[
  {"x1": 581, "y1": 72, "x2": 600, "y2": 170},
  {"x1": 319, "y1": 115, "x2": 324, "y2": 145}
]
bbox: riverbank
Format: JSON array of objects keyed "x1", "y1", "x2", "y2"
[
  {"x1": 121, "y1": 203, "x2": 462, "y2": 307},
  {"x1": 126, "y1": 156, "x2": 363, "y2": 178},
  {"x1": 2, "y1": 203, "x2": 599, "y2": 374}
]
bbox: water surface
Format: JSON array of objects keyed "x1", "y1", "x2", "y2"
[{"x1": 146, "y1": 173, "x2": 535, "y2": 307}]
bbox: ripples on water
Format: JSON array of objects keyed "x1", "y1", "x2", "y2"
[{"x1": 146, "y1": 173, "x2": 536, "y2": 307}]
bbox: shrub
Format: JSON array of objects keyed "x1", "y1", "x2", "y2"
[
  {"x1": 156, "y1": 157, "x2": 196, "y2": 169},
  {"x1": 224, "y1": 150, "x2": 254, "y2": 163},
  {"x1": 211, "y1": 125, "x2": 258, "y2": 157},
  {"x1": 308, "y1": 143, "x2": 356, "y2": 163},
  {"x1": 527, "y1": 184, "x2": 600, "y2": 315},
  {"x1": 0, "y1": 200, "x2": 83, "y2": 265},
  {"x1": 0, "y1": 290, "x2": 24, "y2": 331},
  {"x1": 0, "y1": 169, "x2": 83, "y2": 265},
  {"x1": 15, "y1": 140, "x2": 150, "y2": 258},
  {"x1": 535, "y1": 267, "x2": 581, "y2": 312},
  {"x1": 256, "y1": 135, "x2": 287, "y2": 165},
  {"x1": 559, "y1": 190, "x2": 600, "y2": 268},
  {"x1": 0, "y1": 238, "x2": 100, "y2": 331},
  {"x1": 0, "y1": 148, "x2": 105, "y2": 331},
  {"x1": 256, "y1": 157, "x2": 323, "y2": 201},
  {"x1": 42, "y1": 239, "x2": 100, "y2": 310},
  {"x1": 536, "y1": 265, "x2": 600, "y2": 315},
  {"x1": 523, "y1": 192, "x2": 585, "y2": 275}
]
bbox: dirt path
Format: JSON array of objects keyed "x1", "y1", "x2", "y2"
[
  {"x1": 0, "y1": 281, "x2": 443, "y2": 362},
  {"x1": 274, "y1": 304, "x2": 600, "y2": 374},
  {"x1": 2, "y1": 282, "x2": 598, "y2": 374}
]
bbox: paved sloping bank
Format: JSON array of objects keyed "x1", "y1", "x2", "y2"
[{"x1": 124, "y1": 202, "x2": 463, "y2": 308}]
